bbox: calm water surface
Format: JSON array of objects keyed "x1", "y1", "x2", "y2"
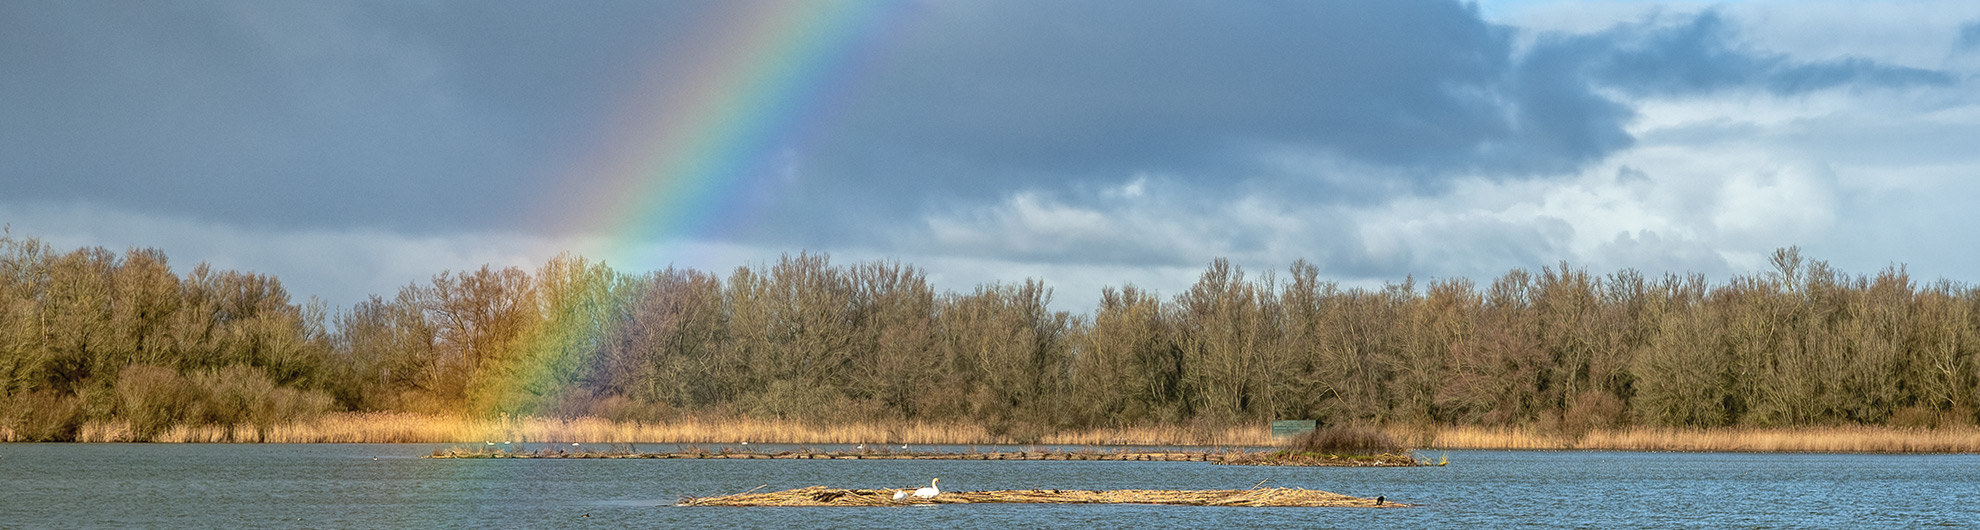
[{"x1": 1, "y1": 443, "x2": 1975, "y2": 528}]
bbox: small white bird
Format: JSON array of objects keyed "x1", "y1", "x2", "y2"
[
  {"x1": 485, "y1": 441, "x2": 494, "y2": 446},
  {"x1": 901, "y1": 444, "x2": 909, "y2": 450},
  {"x1": 913, "y1": 478, "x2": 941, "y2": 499},
  {"x1": 572, "y1": 442, "x2": 580, "y2": 447},
  {"x1": 892, "y1": 489, "x2": 908, "y2": 500}
]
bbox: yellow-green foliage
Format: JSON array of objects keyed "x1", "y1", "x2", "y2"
[{"x1": 2, "y1": 389, "x2": 82, "y2": 441}]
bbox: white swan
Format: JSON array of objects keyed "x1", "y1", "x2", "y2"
[
  {"x1": 913, "y1": 478, "x2": 941, "y2": 499},
  {"x1": 892, "y1": 489, "x2": 908, "y2": 500}
]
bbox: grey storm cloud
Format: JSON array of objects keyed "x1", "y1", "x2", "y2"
[
  {"x1": 1571, "y1": 11, "x2": 1955, "y2": 96},
  {"x1": 0, "y1": 0, "x2": 1956, "y2": 251},
  {"x1": 0, "y1": 1, "x2": 706, "y2": 233}
]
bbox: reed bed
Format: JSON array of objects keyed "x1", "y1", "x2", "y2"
[
  {"x1": 676, "y1": 486, "x2": 1396, "y2": 508},
  {"x1": 184, "y1": 413, "x2": 1270, "y2": 445},
  {"x1": 22, "y1": 412, "x2": 1980, "y2": 453},
  {"x1": 1424, "y1": 425, "x2": 1980, "y2": 453},
  {"x1": 242, "y1": 413, "x2": 1004, "y2": 444},
  {"x1": 1040, "y1": 424, "x2": 1271, "y2": 446}
]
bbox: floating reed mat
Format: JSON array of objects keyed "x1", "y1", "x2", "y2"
[{"x1": 676, "y1": 485, "x2": 1404, "y2": 508}]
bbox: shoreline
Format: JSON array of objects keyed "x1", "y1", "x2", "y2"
[{"x1": 7, "y1": 412, "x2": 1980, "y2": 454}]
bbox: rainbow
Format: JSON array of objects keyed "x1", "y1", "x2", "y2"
[
  {"x1": 479, "y1": 1, "x2": 910, "y2": 417},
  {"x1": 568, "y1": 0, "x2": 907, "y2": 264}
]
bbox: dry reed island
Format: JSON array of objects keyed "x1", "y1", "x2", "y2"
[
  {"x1": 5, "y1": 232, "x2": 1980, "y2": 454},
  {"x1": 675, "y1": 486, "x2": 1403, "y2": 508}
]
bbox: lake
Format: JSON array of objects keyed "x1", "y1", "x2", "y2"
[{"x1": 1, "y1": 443, "x2": 1975, "y2": 528}]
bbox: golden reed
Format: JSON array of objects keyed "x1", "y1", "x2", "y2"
[
  {"x1": 23, "y1": 413, "x2": 1270, "y2": 445},
  {"x1": 14, "y1": 415, "x2": 1980, "y2": 452},
  {"x1": 1419, "y1": 425, "x2": 1980, "y2": 453}
]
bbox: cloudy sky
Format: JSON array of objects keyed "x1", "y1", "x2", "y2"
[{"x1": 5, "y1": 0, "x2": 1979, "y2": 312}]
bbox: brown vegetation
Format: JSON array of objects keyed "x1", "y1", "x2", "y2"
[
  {"x1": 677, "y1": 486, "x2": 1395, "y2": 507},
  {"x1": 1217, "y1": 451, "x2": 1421, "y2": 467},
  {"x1": 10, "y1": 411, "x2": 1980, "y2": 453},
  {"x1": 1426, "y1": 425, "x2": 1980, "y2": 453},
  {"x1": 1210, "y1": 425, "x2": 1422, "y2": 466},
  {"x1": 1285, "y1": 425, "x2": 1405, "y2": 455},
  {"x1": 5, "y1": 230, "x2": 1980, "y2": 447}
]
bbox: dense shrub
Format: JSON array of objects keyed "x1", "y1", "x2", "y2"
[
  {"x1": 115, "y1": 365, "x2": 201, "y2": 440},
  {"x1": 110, "y1": 364, "x2": 335, "y2": 441},
  {"x1": 189, "y1": 365, "x2": 334, "y2": 437},
  {"x1": 4, "y1": 389, "x2": 83, "y2": 441},
  {"x1": 1284, "y1": 425, "x2": 1404, "y2": 456}
]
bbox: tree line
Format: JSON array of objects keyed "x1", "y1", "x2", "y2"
[{"x1": 3, "y1": 231, "x2": 1977, "y2": 441}]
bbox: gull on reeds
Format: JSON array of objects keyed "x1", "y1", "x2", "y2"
[
  {"x1": 892, "y1": 489, "x2": 908, "y2": 500},
  {"x1": 913, "y1": 478, "x2": 941, "y2": 498}
]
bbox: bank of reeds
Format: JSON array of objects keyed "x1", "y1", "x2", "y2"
[
  {"x1": 676, "y1": 485, "x2": 1394, "y2": 507},
  {"x1": 16, "y1": 413, "x2": 1980, "y2": 453},
  {"x1": 1038, "y1": 424, "x2": 1271, "y2": 446},
  {"x1": 262, "y1": 413, "x2": 1003, "y2": 444},
  {"x1": 48, "y1": 413, "x2": 1272, "y2": 445},
  {"x1": 1421, "y1": 425, "x2": 1980, "y2": 453},
  {"x1": 37, "y1": 413, "x2": 1128, "y2": 444}
]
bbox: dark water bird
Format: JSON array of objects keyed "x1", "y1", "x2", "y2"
[{"x1": 1375, "y1": 496, "x2": 1385, "y2": 506}]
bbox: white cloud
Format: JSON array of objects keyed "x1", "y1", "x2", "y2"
[{"x1": 1492, "y1": 0, "x2": 1980, "y2": 70}]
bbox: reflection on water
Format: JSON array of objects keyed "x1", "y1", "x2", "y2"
[{"x1": 1, "y1": 443, "x2": 1976, "y2": 529}]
